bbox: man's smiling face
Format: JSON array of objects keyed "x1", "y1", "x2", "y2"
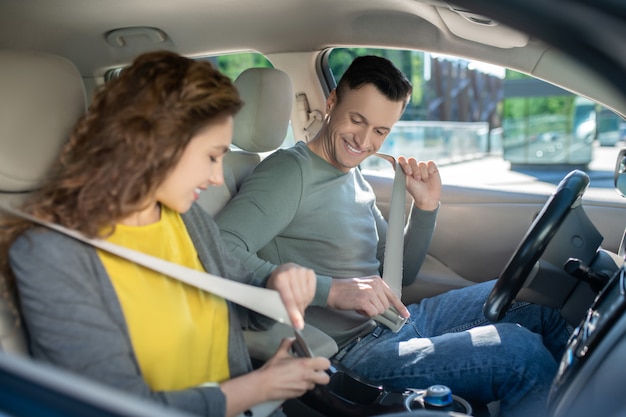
[{"x1": 322, "y1": 83, "x2": 405, "y2": 172}]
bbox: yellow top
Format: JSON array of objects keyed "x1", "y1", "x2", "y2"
[{"x1": 98, "y1": 206, "x2": 230, "y2": 390}]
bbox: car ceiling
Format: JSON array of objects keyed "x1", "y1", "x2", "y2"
[
  {"x1": 0, "y1": 0, "x2": 529, "y2": 67},
  {"x1": 1, "y1": 0, "x2": 625, "y2": 115}
]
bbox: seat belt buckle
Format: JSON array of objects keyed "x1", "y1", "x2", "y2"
[
  {"x1": 373, "y1": 306, "x2": 407, "y2": 333},
  {"x1": 292, "y1": 328, "x2": 314, "y2": 357}
]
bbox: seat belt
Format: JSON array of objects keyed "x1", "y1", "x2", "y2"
[
  {"x1": 0, "y1": 203, "x2": 293, "y2": 417},
  {"x1": 1, "y1": 159, "x2": 408, "y2": 409},
  {"x1": 372, "y1": 153, "x2": 407, "y2": 333}
]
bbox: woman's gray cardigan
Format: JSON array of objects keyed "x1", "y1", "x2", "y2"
[{"x1": 9, "y1": 203, "x2": 280, "y2": 417}]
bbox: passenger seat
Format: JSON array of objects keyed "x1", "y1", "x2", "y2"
[
  {"x1": 197, "y1": 67, "x2": 294, "y2": 216},
  {"x1": 197, "y1": 67, "x2": 339, "y2": 360},
  {"x1": 0, "y1": 49, "x2": 87, "y2": 355}
]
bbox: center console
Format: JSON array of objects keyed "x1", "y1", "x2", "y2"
[{"x1": 289, "y1": 361, "x2": 478, "y2": 417}]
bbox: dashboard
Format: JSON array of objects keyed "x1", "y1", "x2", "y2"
[{"x1": 549, "y1": 261, "x2": 626, "y2": 417}]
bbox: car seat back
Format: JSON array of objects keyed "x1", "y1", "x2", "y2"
[
  {"x1": 197, "y1": 67, "x2": 294, "y2": 216},
  {"x1": 197, "y1": 67, "x2": 339, "y2": 360},
  {"x1": 0, "y1": 49, "x2": 87, "y2": 356}
]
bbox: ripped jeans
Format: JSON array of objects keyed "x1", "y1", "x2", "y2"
[{"x1": 336, "y1": 280, "x2": 573, "y2": 417}]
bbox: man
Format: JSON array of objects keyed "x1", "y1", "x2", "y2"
[{"x1": 216, "y1": 55, "x2": 571, "y2": 416}]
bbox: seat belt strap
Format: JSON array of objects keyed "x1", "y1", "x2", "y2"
[
  {"x1": 379, "y1": 154, "x2": 406, "y2": 296},
  {"x1": 372, "y1": 153, "x2": 407, "y2": 333},
  {"x1": 3, "y1": 205, "x2": 292, "y2": 325},
  {"x1": 0, "y1": 203, "x2": 288, "y2": 417}
]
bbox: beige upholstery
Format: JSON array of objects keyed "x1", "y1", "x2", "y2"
[
  {"x1": 198, "y1": 67, "x2": 339, "y2": 360},
  {"x1": 232, "y1": 67, "x2": 293, "y2": 153},
  {"x1": 0, "y1": 50, "x2": 86, "y2": 196},
  {"x1": 0, "y1": 50, "x2": 87, "y2": 355},
  {"x1": 198, "y1": 67, "x2": 294, "y2": 216}
]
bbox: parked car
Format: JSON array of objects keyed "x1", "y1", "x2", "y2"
[
  {"x1": 597, "y1": 108, "x2": 626, "y2": 147},
  {"x1": 0, "y1": 1, "x2": 625, "y2": 417}
]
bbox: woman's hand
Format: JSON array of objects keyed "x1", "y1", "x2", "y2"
[
  {"x1": 266, "y1": 263, "x2": 316, "y2": 330},
  {"x1": 221, "y1": 337, "x2": 330, "y2": 417},
  {"x1": 258, "y1": 337, "x2": 331, "y2": 397}
]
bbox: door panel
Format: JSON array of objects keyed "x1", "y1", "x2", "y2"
[{"x1": 365, "y1": 172, "x2": 626, "y2": 305}]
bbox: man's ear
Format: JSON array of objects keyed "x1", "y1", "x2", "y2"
[{"x1": 326, "y1": 89, "x2": 337, "y2": 114}]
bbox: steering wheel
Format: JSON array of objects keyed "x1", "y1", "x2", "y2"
[{"x1": 483, "y1": 170, "x2": 590, "y2": 322}]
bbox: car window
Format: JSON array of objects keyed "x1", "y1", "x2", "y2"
[
  {"x1": 106, "y1": 52, "x2": 285, "y2": 153},
  {"x1": 106, "y1": 52, "x2": 273, "y2": 83},
  {"x1": 326, "y1": 47, "x2": 625, "y2": 199},
  {"x1": 208, "y1": 53, "x2": 273, "y2": 81}
]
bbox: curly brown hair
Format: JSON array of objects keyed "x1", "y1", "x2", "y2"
[{"x1": 0, "y1": 50, "x2": 242, "y2": 295}]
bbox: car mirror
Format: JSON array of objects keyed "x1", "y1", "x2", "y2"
[{"x1": 614, "y1": 148, "x2": 626, "y2": 197}]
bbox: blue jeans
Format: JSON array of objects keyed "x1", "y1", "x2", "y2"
[{"x1": 337, "y1": 280, "x2": 572, "y2": 417}]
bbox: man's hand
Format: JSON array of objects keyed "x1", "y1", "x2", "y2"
[
  {"x1": 397, "y1": 156, "x2": 441, "y2": 211},
  {"x1": 266, "y1": 263, "x2": 316, "y2": 330},
  {"x1": 326, "y1": 276, "x2": 410, "y2": 319}
]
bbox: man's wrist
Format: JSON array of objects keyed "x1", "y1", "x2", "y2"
[
  {"x1": 414, "y1": 200, "x2": 440, "y2": 212},
  {"x1": 313, "y1": 274, "x2": 332, "y2": 306}
]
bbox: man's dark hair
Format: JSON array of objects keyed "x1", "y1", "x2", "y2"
[{"x1": 335, "y1": 55, "x2": 412, "y2": 108}]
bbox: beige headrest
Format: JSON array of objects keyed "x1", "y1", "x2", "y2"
[
  {"x1": 233, "y1": 67, "x2": 294, "y2": 153},
  {"x1": 0, "y1": 50, "x2": 86, "y2": 192}
]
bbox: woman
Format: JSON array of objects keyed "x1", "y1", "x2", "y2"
[{"x1": 0, "y1": 51, "x2": 329, "y2": 417}]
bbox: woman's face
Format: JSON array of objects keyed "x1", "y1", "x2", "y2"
[{"x1": 155, "y1": 115, "x2": 233, "y2": 214}]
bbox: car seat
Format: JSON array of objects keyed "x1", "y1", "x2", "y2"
[
  {"x1": 0, "y1": 49, "x2": 87, "y2": 355},
  {"x1": 195, "y1": 66, "x2": 339, "y2": 361},
  {"x1": 197, "y1": 67, "x2": 293, "y2": 216}
]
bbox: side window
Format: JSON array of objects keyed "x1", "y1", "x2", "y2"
[
  {"x1": 105, "y1": 52, "x2": 273, "y2": 83},
  {"x1": 326, "y1": 48, "x2": 496, "y2": 172},
  {"x1": 205, "y1": 53, "x2": 273, "y2": 82},
  {"x1": 325, "y1": 48, "x2": 624, "y2": 195}
]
